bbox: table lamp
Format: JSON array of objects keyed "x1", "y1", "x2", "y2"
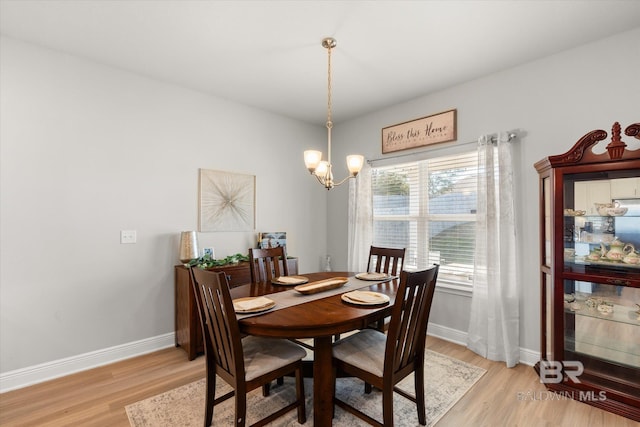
[{"x1": 179, "y1": 231, "x2": 199, "y2": 263}]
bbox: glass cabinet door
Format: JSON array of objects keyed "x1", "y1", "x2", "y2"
[
  {"x1": 562, "y1": 173, "x2": 640, "y2": 275},
  {"x1": 561, "y1": 172, "x2": 640, "y2": 381},
  {"x1": 563, "y1": 281, "x2": 640, "y2": 371}
]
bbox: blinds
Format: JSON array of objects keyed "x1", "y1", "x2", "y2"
[{"x1": 371, "y1": 151, "x2": 478, "y2": 286}]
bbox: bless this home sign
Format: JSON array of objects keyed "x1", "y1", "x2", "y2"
[{"x1": 382, "y1": 109, "x2": 457, "y2": 154}]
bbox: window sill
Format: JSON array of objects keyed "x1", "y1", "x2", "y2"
[{"x1": 435, "y1": 280, "x2": 473, "y2": 297}]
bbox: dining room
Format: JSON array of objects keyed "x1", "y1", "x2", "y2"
[{"x1": 1, "y1": 1, "x2": 640, "y2": 426}]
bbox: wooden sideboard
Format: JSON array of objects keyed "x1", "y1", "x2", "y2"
[{"x1": 174, "y1": 258, "x2": 298, "y2": 360}]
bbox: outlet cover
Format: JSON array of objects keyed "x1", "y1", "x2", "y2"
[{"x1": 120, "y1": 230, "x2": 137, "y2": 244}]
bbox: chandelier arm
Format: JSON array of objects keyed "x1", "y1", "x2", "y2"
[
  {"x1": 313, "y1": 173, "x2": 334, "y2": 190},
  {"x1": 333, "y1": 174, "x2": 356, "y2": 188}
]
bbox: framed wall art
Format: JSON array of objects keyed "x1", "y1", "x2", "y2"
[
  {"x1": 258, "y1": 232, "x2": 286, "y2": 249},
  {"x1": 198, "y1": 169, "x2": 256, "y2": 232},
  {"x1": 382, "y1": 109, "x2": 457, "y2": 154}
]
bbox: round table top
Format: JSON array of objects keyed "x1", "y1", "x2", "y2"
[{"x1": 230, "y1": 271, "x2": 399, "y2": 338}]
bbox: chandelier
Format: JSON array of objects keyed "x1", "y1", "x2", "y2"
[{"x1": 304, "y1": 37, "x2": 364, "y2": 190}]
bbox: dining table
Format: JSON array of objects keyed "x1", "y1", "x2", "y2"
[{"x1": 230, "y1": 271, "x2": 400, "y2": 426}]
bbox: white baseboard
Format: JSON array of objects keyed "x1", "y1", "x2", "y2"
[
  {"x1": 2, "y1": 325, "x2": 541, "y2": 393},
  {"x1": 428, "y1": 321, "x2": 540, "y2": 367},
  {"x1": 0, "y1": 333, "x2": 175, "y2": 393},
  {"x1": 518, "y1": 346, "x2": 540, "y2": 367},
  {"x1": 427, "y1": 321, "x2": 469, "y2": 347}
]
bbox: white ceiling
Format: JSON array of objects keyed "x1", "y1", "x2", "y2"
[{"x1": 1, "y1": 0, "x2": 639, "y2": 125}]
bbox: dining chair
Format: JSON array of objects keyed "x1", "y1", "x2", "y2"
[
  {"x1": 332, "y1": 265, "x2": 439, "y2": 427},
  {"x1": 367, "y1": 246, "x2": 406, "y2": 332},
  {"x1": 248, "y1": 246, "x2": 289, "y2": 283},
  {"x1": 367, "y1": 246, "x2": 406, "y2": 277},
  {"x1": 249, "y1": 246, "x2": 312, "y2": 391},
  {"x1": 189, "y1": 267, "x2": 306, "y2": 427}
]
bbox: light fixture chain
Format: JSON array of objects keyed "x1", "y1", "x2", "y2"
[
  {"x1": 326, "y1": 39, "x2": 333, "y2": 166},
  {"x1": 326, "y1": 42, "x2": 332, "y2": 129}
]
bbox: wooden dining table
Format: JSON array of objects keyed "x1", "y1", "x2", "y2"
[{"x1": 230, "y1": 271, "x2": 400, "y2": 426}]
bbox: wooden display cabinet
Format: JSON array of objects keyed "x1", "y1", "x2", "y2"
[
  {"x1": 174, "y1": 258, "x2": 298, "y2": 360},
  {"x1": 534, "y1": 122, "x2": 640, "y2": 421}
]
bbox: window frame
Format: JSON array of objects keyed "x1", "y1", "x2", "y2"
[{"x1": 371, "y1": 150, "x2": 478, "y2": 292}]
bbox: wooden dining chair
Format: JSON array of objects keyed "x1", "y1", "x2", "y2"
[
  {"x1": 367, "y1": 246, "x2": 406, "y2": 276},
  {"x1": 189, "y1": 267, "x2": 306, "y2": 427},
  {"x1": 248, "y1": 246, "x2": 289, "y2": 283},
  {"x1": 249, "y1": 246, "x2": 312, "y2": 389},
  {"x1": 367, "y1": 246, "x2": 406, "y2": 332},
  {"x1": 332, "y1": 265, "x2": 439, "y2": 427}
]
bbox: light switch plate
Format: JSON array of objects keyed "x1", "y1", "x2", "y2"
[{"x1": 120, "y1": 230, "x2": 137, "y2": 244}]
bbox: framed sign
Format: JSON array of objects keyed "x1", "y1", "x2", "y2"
[{"x1": 382, "y1": 109, "x2": 457, "y2": 154}]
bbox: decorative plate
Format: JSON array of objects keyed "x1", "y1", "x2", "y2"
[
  {"x1": 341, "y1": 291, "x2": 390, "y2": 306},
  {"x1": 355, "y1": 272, "x2": 392, "y2": 281},
  {"x1": 271, "y1": 275, "x2": 309, "y2": 286},
  {"x1": 233, "y1": 296, "x2": 275, "y2": 313}
]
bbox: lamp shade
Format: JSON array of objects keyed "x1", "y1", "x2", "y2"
[
  {"x1": 304, "y1": 150, "x2": 322, "y2": 172},
  {"x1": 315, "y1": 160, "x2": 330, "y2": 176},
  {"x1": 179, "y1": 231, "x2": 199, "y2": 263},
  {"x1": 346, "y1": 154, "x2": 364, "y2": 175}
]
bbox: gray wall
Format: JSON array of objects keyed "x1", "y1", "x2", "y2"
[
  {"x1": 327, "y1": 27, "x2": 640, "y2": 353},
  {"x1": 0, "y1": 36, "x2": 329, "y2": 374}
]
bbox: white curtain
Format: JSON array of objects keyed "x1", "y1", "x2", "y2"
[
  {"x1": 347, "y1": 163, "x2": 372, "y2": 272},
  {"x1": 467, "y1": 132, "x2": 520, "y2": 368}
]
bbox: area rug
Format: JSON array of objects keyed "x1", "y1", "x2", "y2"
[{"x1": 126, "y1": 350, "x2": 485, "y2": 426}]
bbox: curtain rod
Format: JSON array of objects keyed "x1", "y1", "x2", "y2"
[{"x1": 367, "y1": 132, "x2": 517, "y2": 165}]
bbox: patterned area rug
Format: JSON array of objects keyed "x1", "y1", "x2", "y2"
[{"x1": 126, "y1": 350, "x2": 485, "y2": 426}]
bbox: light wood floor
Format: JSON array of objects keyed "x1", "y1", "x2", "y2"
[{"x1": 0, "y1": 336, "x2": 636, "y2": 426}]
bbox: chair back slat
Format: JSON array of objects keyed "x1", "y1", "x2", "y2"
[
  {"x1": 402, "y1": 287, "x2": 430, "y2": 369},
  {"x1": 385, "y1": 266, "x2": 439, "y2": 376},
  {"x1": 204, "y1": 285, "x2": 234, "y2": 373},
  {"x1": 397, "y1": 287, "x2": 418, "y2": 369},
  {"x1": 367, "y1": 246, "x2": 406, "y2": 276},
  {"x1": 190, "y1": 267, "x2": 244, "y2": 385},
  {"x1": 249, "y1": 247, "x2": 289, "y2": 282}
]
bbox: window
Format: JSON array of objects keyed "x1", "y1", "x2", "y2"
[{"x1": 371, "y1": 151, "x2": 477, "y2": 289}]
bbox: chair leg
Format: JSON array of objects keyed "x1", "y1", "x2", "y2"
[
  {"x1": 235, "y1": 392, "x2": 247, "y2": 427},
  {"x1": 262, "y1": 377, "x2": 284, "y2": 396},
  {"x1": 204, "y1": 369, "x2": 215, "y2": 427},
  {"x1": 382, "y1": 388, "x2": 394, "y2": 427},
  {"x1": 295, "y1": 366, "x2": 306, "y2": 424},
  {"x1": 415, "y1": 363, "x2": 426, "y2": 425}
]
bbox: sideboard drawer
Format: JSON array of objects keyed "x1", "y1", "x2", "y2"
[{"x1": 212, "y1": 262, "x2": 252, "y2": 287}]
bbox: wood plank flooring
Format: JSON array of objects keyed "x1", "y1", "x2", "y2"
[{"x1": 0, "y1": 336, "x2": 636, "y2": 426}]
